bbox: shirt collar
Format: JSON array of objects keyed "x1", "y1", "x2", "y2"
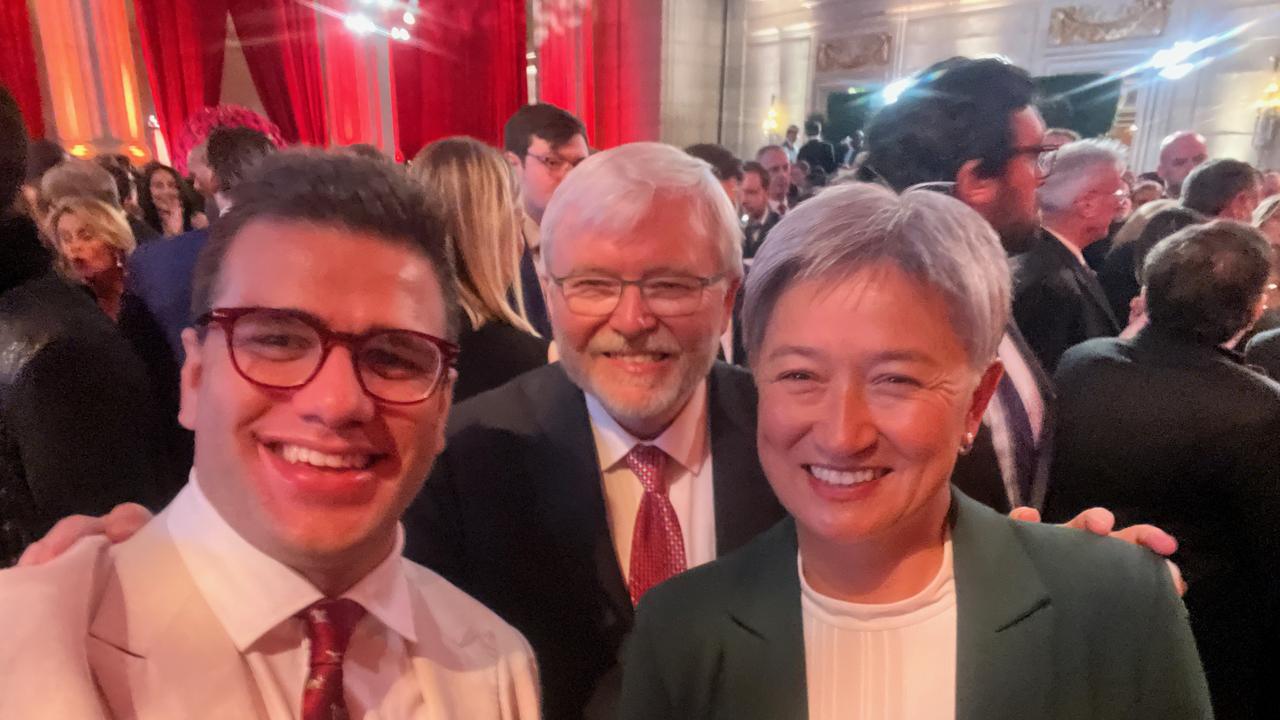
[
  {"x1": 167, "y1": 472, "x2": 417, "y2": 652},
  {"x1": 585, "y1": 380, "x2": 710, "y2": 476},
  {"x1": 1044, "y1": 227, "x2": 1089, "y2": 268}
]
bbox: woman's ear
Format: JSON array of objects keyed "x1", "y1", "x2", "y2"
[{"x1": 966, "y1": 360, "x2": 1005, "y2": 435}]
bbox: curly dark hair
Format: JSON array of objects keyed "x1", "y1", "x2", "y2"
[
  {"x1": 860, "y1": 56, "x2": 1037, "y2": 191},
  {"x1": 190, "y1": 149, "x2": 459, "y2": 338}
]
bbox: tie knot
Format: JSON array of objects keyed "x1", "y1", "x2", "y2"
[
  {"x1": 300, "y1": 598, "x2": 365, "y2": 667},
  {"x1": 625, "y1": 444, "x2": 668, "y2": 494}
]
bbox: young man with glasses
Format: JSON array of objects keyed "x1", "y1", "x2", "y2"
[
  {"x1": 503, "y1": 103, "x2": 591, "y2": 337},
  {"x1": 0, "y1": 151, "x2": 539, "y2": 719}
]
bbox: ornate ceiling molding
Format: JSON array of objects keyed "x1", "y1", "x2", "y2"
[
  {"x1": 816, "y1": 32, "x2": 892, "y2": 73},
  {"x1": 1049, "y1": 0, "x2": 1171, "y2": 47}
]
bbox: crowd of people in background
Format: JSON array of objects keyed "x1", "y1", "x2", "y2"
[{"x1": 0, "y1": 51, "x2": 1276, "y2": 720}]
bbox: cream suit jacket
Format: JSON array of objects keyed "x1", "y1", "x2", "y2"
[{"x1": 0, "y1": 515, "x2": 540, "y2": 719}]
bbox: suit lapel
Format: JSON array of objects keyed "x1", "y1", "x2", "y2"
[
  {"x1": 87, "y1": 519, "x2": 268, "y2": 719},
  {"x1": 720, "y1": 520, "x2": 808, "y2": 720},
  {"x1": 1042, "y1": 232, "x2": 1120, "y2": 331},
  {"x1": 1004, "y1": 321, "x2": 1057, "y2": 509},
  {"x1": 708, "y1": 363, "x2": 787, "y2": 555},
  {"x1": 951, "y1": 491, "x2": 1053, "y2": 719},
  {"x1": 527, "y1": 365, "x2": 633, "y2": 625}
]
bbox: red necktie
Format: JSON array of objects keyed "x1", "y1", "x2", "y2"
[
  {"x1": 299, "y1": 598, "x2": 365, "y2": 720},
  {"x1": 625, "y1": 445, "x2": 687, "y2": 605}
]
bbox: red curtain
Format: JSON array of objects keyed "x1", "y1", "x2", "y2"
[
  {"x1": 0, "y1": 0, "x2": 43, "y2": 137},
  {"x1": 538, "y1": 4, "x2": 595, "y2": 144},
  {"x1": 391, "y1": 0, "x2": 528, "y2": 159},
  {"x1": 593, "y1": 0, "x2": 660, "y2": 148},
  {"x1": 227, "y1": 0, "x2": 326, "y2": 146},
  {"x1": 133, "y1": 0, "x2": 230, "y2": 153}
]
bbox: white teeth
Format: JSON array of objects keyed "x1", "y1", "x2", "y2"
[
  {"x1": 608, "y1": 353, "x2": 667, "y2": 361},
  {"x1": 810, "y1": 466, "x2": 881, "y2": 486},
  {"x1": 277, "y1": 443, "x2": 372, "y2": 470}
]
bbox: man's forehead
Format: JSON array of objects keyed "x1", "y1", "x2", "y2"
[{"x1": 531, "y1": 133, "x2": 588, "y2": 157}]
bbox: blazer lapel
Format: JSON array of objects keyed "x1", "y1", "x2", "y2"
[
  {"x1": 527, "y1": 365, "x2": 632, "y2": 626},
  {"x1": 720, "y1": 520, "x2": 808, "y2": 720},
  {"x1": 87, "y1": 519, "x2": 268, "y2": 720},
  {"x1": 951, "y1": 491, "x2": 1053, "y2": 720},
  {"x1": 708, "y1": 363, "x2": 787, "y2": 554}
]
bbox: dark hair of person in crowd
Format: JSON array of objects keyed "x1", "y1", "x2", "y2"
[
  {"x1": 343, "y1": 143, "x2": 386, "y2": 161},
  {"x1": 1143, "y1": 220, "x2": 1272, "y2": 345},
  {"x1": 859, "y1": 56, "x2": 1036, "y2": 190},
  {"x1": 206, "y1": 126, "x2": 277, "y2": 193},
  {"x1": 191, "y1": 149, "x2": 459, "y2": 339},
  {"x1": 23, "y1": 139, "x2": 67, "y2": 187},
  {"x1": 1181, "y1": 159, "x2": 1262, "y2": 217},
  {"x1": 803, "y1": 118, "x2": 821, "y2": 137},
  {"x1": 137, "y1": 162, "x2": 204, "y2": 235},
  {"x1": 0, "y1": 87, "x2": 28, "y2": 211},
  {"x1": 502, "y1": 103, "x2": 587, "y2": 158},
  {"x1": 808, "y1": 166, "x2": 830, "y2": 188},
  {"x1": 684, "y1": 143, "x2": 744, "y2": 183},
  {"x1": 95, "y1": 157, "x2": 138, "y2": 211},
  {"x1": 1132, "y1": 206, "x2": 1206, "y2": 284},
  {"x1": 742, "y1": 160, "x2": 770, "y2": 188},
  {"x1": 1137, "y1": 171, "x2": 1166, "y2": 187}
]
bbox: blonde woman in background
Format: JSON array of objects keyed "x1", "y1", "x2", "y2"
[
  {"x1": 50, "y1": 198, "x2": 135, "y2": 321},
  {"x1": 411, "y1": 136, "x2": 550, "y2": 400}
]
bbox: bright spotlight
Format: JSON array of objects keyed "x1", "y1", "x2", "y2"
[
  {"x1": 1152, "y1": 41, "x2": 1198, "y2": 70},
  {"x1": 403, "y1": 12, "x2": 416, "y2": 25},
  {"x1": 1159, "y1": 62, "x2": 1196, "y2": 81},
  {"x1": 345, "y1": 13, "x2": 376, "y2": 35},
  {"x1": 882, "y1": 77, "x2": 915, "y2": 104}
]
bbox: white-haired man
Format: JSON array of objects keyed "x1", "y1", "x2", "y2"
[
  {"x1": 1012, "y1": 138, "x2": 1126, "y2": 373},
  {"x1": 402, "y1": 142, "x2": 786, "y2": 720}
]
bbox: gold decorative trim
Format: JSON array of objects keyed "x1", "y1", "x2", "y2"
[
  {"x1": 1049, "y1": 0, "x2": 1171, "y2": 47},
  {"x1": 816, "y1": 33, "x2": 892, "y2": 73}
]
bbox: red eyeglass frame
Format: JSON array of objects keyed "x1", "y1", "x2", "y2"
[{"x1": 196, "y1": 306, "x2": 460, "y2": 405}]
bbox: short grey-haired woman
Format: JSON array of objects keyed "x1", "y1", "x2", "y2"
[{"x1": 618, "y1": 182, "x2": 1211, "y2": 719}]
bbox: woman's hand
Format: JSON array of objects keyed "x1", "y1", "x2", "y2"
[{"x1": 16, "y1": 503, "x2": 152, "y2": 566}]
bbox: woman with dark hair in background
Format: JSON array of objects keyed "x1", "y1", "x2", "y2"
[
  {"x1": 138, "y1": 162, "x2": 206, "y2": 237},
  {"x1": 410, "y1": 136, "x2": 549, "y2": 400}
]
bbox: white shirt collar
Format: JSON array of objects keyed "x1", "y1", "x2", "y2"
[
  {"x1": 584, "y1": 381, "x2": 710, "y2": 476},
  {"x1": 166, "y1": 472, "x2": 417, "y2": 652},
  {"x1": 1045, "y1": 227, "x2": 1089, "y2": 269}
]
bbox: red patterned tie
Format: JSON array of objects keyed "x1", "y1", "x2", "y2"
[
  {"x1": 299, "y1": 598, "x2": 365, "y2": 720},
  {"x1": 625, "y1": 444, "x2": 687, "y2": 605}
]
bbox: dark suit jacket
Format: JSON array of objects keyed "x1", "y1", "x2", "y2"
[
  {"x1": 403, "y1": 362, "x2": 786, "y2": 720},
  {"x1": 796, "y1": 139, "x2": 837, "y2": 175},
  {"x1": 126, "y1": 227, "x2": 209, "y2": 365},
  {"x1": 1012, "y1": 230, "x2": 1121, "y2": 373},
  {"x1": 1244, "y1": 325, "x2": 1280, "y2": 380},
  {"x1": 951, "y1": 321, "x2": 1055, "y2": 513},
  {"x1": 620, "y1": 490, "x2": 1211, "y2": 720},
  {"x1": 452, "y1": 320, "x2": 548, "y2": 402},
  {"x1": 1044, "y1": 326, "x2": 1280, "y2": 718}
]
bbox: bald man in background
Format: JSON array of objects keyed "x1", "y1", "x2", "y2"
[{"x1": 1157, "y1": 131, "x2": 1208, "y2": 198}]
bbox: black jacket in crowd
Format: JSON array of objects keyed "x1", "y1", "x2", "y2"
[
  {"x1": 0, "y1": 215, "x2": 174, "y2": 566},
  {"x1": 1044, "y1": 326, "x2": 1280, "y2": 718}
]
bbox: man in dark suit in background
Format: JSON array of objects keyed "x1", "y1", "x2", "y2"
[
  {"x1": 796, "y1": 119, "x2": 838, "y2": 175},
  {"x1": 1045, "y1": 220, "x2": 1280, "y2": 718},
  {"x1": 404, "y1": 142, "x2": 786, "y2": 720},
  {"x1": 127, "y1": 126, "x2": 275, "y2": 365},
  {"x1": 1012, "y1": 138, "x2": 1125, "y2": 373},
  {"x1": 740, "y1": 161, "x2": 780, "y2": 259}
]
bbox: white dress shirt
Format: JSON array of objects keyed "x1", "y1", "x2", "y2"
[
  {"x1": 983, "y1": 332, "x2": 1048, "y2": 507},
  {"x1": 800, "y1": 541, "x2": 957, "y2": 720},
  {"x1": 1046, "y1": 227, "x2": 1089, "y2": 269},
  {"x1": 586, "y1": 382, "x2": 717, "y2": 580},
  {"x1": 167, "y1": 476, "x2": 425, "y2": 720}
]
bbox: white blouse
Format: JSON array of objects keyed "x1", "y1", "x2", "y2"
[{"x1": 800, "y1": 541, "x2": 957, "y2": 720}]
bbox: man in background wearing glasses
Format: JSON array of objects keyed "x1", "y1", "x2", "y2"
[
  {"x1": 503, "y1": 103, "x2": 591, "y2": 337},
  {"x1": 403, "y1": 142, "x2": 786, "y2": 720},
  {"x1": 0, "y1": 151, "x2": 539, "y2": 719},
  {"x1": 1012, "y1": 138, "x2": 1127, "y2": 374}
]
